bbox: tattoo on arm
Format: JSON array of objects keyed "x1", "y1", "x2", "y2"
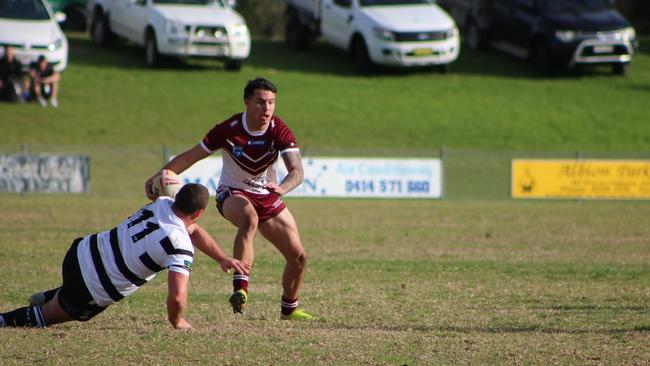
[{"x1": 280, "y1": 151, "x2": 304, "y2": 193}]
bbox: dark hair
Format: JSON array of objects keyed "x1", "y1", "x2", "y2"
[
  {"x1": 244, "y1": 77, "x2": 277, "y2": 99},
  {"x1": 172, "y1": 183, "x2": 209, "y2": 215},
  {"x1": 37, "y1": 55, "x2": 47, "y2": 62}
]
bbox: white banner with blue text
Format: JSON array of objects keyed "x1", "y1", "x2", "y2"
[{"x1": 178, "y1": 157, "x2": 442, "y2": 199}]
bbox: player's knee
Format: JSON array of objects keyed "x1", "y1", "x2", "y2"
[
  {"x1": 294, "y1": 251, "x2": 307, "y2": 269},
  {"x1": 238, "y1": 213, "x2": 258, "y2": 235}
]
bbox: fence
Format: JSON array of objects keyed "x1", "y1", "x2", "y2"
[{"x1": 1, "y1": 144, "x2": 649, "y2": 200}]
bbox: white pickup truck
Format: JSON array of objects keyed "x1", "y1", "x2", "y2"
[
  {"x1": 285, "y1": 0, "x2": 460, "y2": 72},
  {"x1": 87, "y1": 0, "x2": 250, "y2": 70}
]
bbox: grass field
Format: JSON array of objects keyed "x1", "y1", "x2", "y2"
[{"x1": 1, "y1": 33, "x2": 649, "y2": 364}]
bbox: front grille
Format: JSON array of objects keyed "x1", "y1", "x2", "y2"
[
  {"x1": 581, "y1": 45, "x2": 630, "y2": 57},
  {"x1": 185, "y1": 25, "x2": 228, "y2": 43},
  {"x1": 0, "y1": 42, "x2": 49, "y2": 50},
  {"x1": 394, "y1": 30, "x2": 451, "y2": 42}
]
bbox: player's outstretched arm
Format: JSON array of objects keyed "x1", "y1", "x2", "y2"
[
  {"x1": 167, "y1": 271, "x2": 192, "y2": 330},
  {"x1": 265, "y1": 151, "x2": 304, "y2": 196},
  {"x1": 188, "y1": 224, "x2": 251, "y2": 275},
  {"x1": 145, "y1": 144, "x2": 210, "y2": 199}
]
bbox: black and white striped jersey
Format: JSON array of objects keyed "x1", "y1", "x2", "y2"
[{"x1": 76, "y1": 197, "x2": 194, "y2": 307}]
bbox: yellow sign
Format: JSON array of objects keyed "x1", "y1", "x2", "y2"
[{"x1": 511, "y1": 159, "x2": 650, "y2": 199}]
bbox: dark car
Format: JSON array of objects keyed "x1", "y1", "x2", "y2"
[{"x1": 440, "y1": 0, "x2": 638, "y2": 75}]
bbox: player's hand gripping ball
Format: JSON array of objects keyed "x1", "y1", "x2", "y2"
[{"x1": 150, "y1": 170, "x2": 182, "y2": 199}]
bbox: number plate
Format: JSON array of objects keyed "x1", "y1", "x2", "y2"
[
  {"x1": 593, "y1": 45, "x2": 614, "y2": 54},
  {"x1": 413, "y1": 48, "x2": 433, "y2": 56}
]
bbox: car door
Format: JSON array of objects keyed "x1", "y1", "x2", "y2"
[
  {"x1": 321, "y1": 0, "x2": 355, "y2": 49},
  {"x1": 112, "y1": 0, "x2": 149, "y2": 44}
]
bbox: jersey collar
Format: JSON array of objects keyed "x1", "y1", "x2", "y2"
[{"x1": 242, "y1": 112, "x2": 270, "y2": 137}]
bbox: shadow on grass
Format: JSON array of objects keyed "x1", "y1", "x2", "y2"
[
  {"x1": 246, "y1": 39, "x2": 539, "y2": 79},
  {"x1": 323, "y1": 323, "x2": 650, "y2": 335},
  {"x1": 66, "y1": 32, "x2": 640, "y2": 79},
  {"x1": 67, "y1": 33, "x2": 229, "y2": 72}
]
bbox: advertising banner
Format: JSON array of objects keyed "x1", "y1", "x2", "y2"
[
  {"x1": 512, "y1": 159, "x2": 650, "y2": 199},
  {"x1": 179, "y1": 157, "x2": 442, "y2": 198},
  {"x1": 0, "y1": 154, "x2": 90, "y2": 193}
]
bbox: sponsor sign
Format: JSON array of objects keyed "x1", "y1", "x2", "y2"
[
  {"x1": 178, "y1": 156, "x2": 442, "y2": 198},
  {"x1": 0, "y1": 154, "x2": 90, "y2": 193},
  {"x1": 512, "y1": 159, "x2": 650, "y2": 199}
]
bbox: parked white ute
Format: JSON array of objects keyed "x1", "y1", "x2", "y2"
[
  {"x1": 87, "y1": 0, "x2": 251, "y2": 70},
  {"x1": 0, "y1": 0, "x2": 68, "y2": 71},
  {"x1": 286, "y1": 0, "x2": 460, "y2": 73}
]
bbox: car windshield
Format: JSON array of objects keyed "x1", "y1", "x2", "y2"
[
  {"x1": 0, "y1": 0, "x2": 50, "y2": 20},
  {"x1": 153, "y1": 0, "x2": 224, "y2": 5},
  {"x1": 360, "y1": 0, "x2": 432, "y2": 6},
  {"x1": 541, "y1": 0, "x2": 608, "y2": 13}
]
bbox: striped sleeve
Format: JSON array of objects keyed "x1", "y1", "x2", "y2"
[{"x1": 163, "y1": 232, "x2": 194, "y2": 276}]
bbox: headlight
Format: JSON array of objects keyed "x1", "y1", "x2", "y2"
[
  {"x1": 48, "y1": 38, "x2": 63, "y2": 51},
  {"x1": 447, "y1": 27, "x2": 459, "y2": 40},
  {"x1": 555, "y1": 30, "x2": 576, "y2": 42},
  {"x1": 619, "y1": 26, "x2": 636, "y2": 40},
  {"x1": 231, "y1": 23, "x2": 249, "y2": 40},
  {"x1": 166, "y1": 19, "x2": 185, "y2": 35},
  {"x1": 373, "y1": 27, "x2": 396, "y2": 42}
]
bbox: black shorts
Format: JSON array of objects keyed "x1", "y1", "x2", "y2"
[{"x1": 59, "y1": 238, "x2": 107, "y2": 321}]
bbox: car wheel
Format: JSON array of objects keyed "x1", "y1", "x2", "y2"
[
  {"x1": 351, "y1": 37, "x2": 373, "y2": 74},
  {"x1": 466, "y1": 21, "x2": 484, "y2": 51},
  {"x1": 612, "y1": 63, "x2": 628, "y2": 76},
  {"x1": 91, "y1": 11, "x2": 114, "y2": 46},
  {"x1": 224, "y1": 59, "x2": 243, "y2": 71},
  {"x1": 145, "y1": 31, "x2": 161, "y2": 67},
  {"x1": 533, "y1": 40, "x2": 553, "y2": 75}
]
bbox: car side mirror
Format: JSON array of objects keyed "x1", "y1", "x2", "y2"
[{"x1": 54, "y1": 11, "x2": 66, "y2": 24}]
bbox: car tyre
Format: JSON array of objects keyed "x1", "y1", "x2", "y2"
[
  {"x1": 533, "y1": 40, "x2": 553, "y2": 75},
  {"x1": 612, "y1": 63, "x2": 628, "y2": 76},
  {"x1": 91, "y1": 10, "x2": 114, "y2": 46},
  {"x1": 145, "y1": 30, "x2": 162, "y2": 67},
  {"x1": 351, "y1": 37, "x2": 374, "y2": 75},
  {"x1": 224, "y1": 59, "x2": 243, "y2": 71}
]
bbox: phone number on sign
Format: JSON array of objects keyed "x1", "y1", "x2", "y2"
[{"x1": 345, "y1": 180, "x2": 430, "y2": 194}]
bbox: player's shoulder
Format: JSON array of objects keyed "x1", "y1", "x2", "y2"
[
  {"x1": 215, "y1": 113, "x2": 243, "y2": 128},
  {"x1": 271, "y1": 115, "x2": 293, "y2": 131},
  {"x1": 168, "y1": 228, "x2": 194, "y2": 252}
]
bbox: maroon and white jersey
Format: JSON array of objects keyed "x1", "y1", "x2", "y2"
[{"x1": 200, "y1": 112, "x2": 299, "y2": 194}]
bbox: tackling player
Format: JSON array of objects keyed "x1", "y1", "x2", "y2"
[
  {"x1": 145, "y1": 78, "x2": 313, "y2": 320},
  {"x1": 0, "y1": 184, "x2": 250, "y2": 329}
]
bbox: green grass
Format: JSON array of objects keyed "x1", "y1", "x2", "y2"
[
  {"x1": 1, "y1": 33, "x2": 649, "y2": 364},
  {"x1": 2, "y1": 34, "x2": 650, "y2": 152},
  {"x1": 0, "y1": 196, "x2": 648, "y2": 364}
]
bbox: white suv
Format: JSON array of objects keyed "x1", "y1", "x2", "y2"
[
  {"x1": 0, "y1": 0, "x2": 68, "y2": 71},
  {"x1": 87, "y1": 0, "x2": 251, "y2": 70}
]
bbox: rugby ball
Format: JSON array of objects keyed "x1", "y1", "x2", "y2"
[{"x1": 150, "y1": 170, "x2": 182, "y2": 199}]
